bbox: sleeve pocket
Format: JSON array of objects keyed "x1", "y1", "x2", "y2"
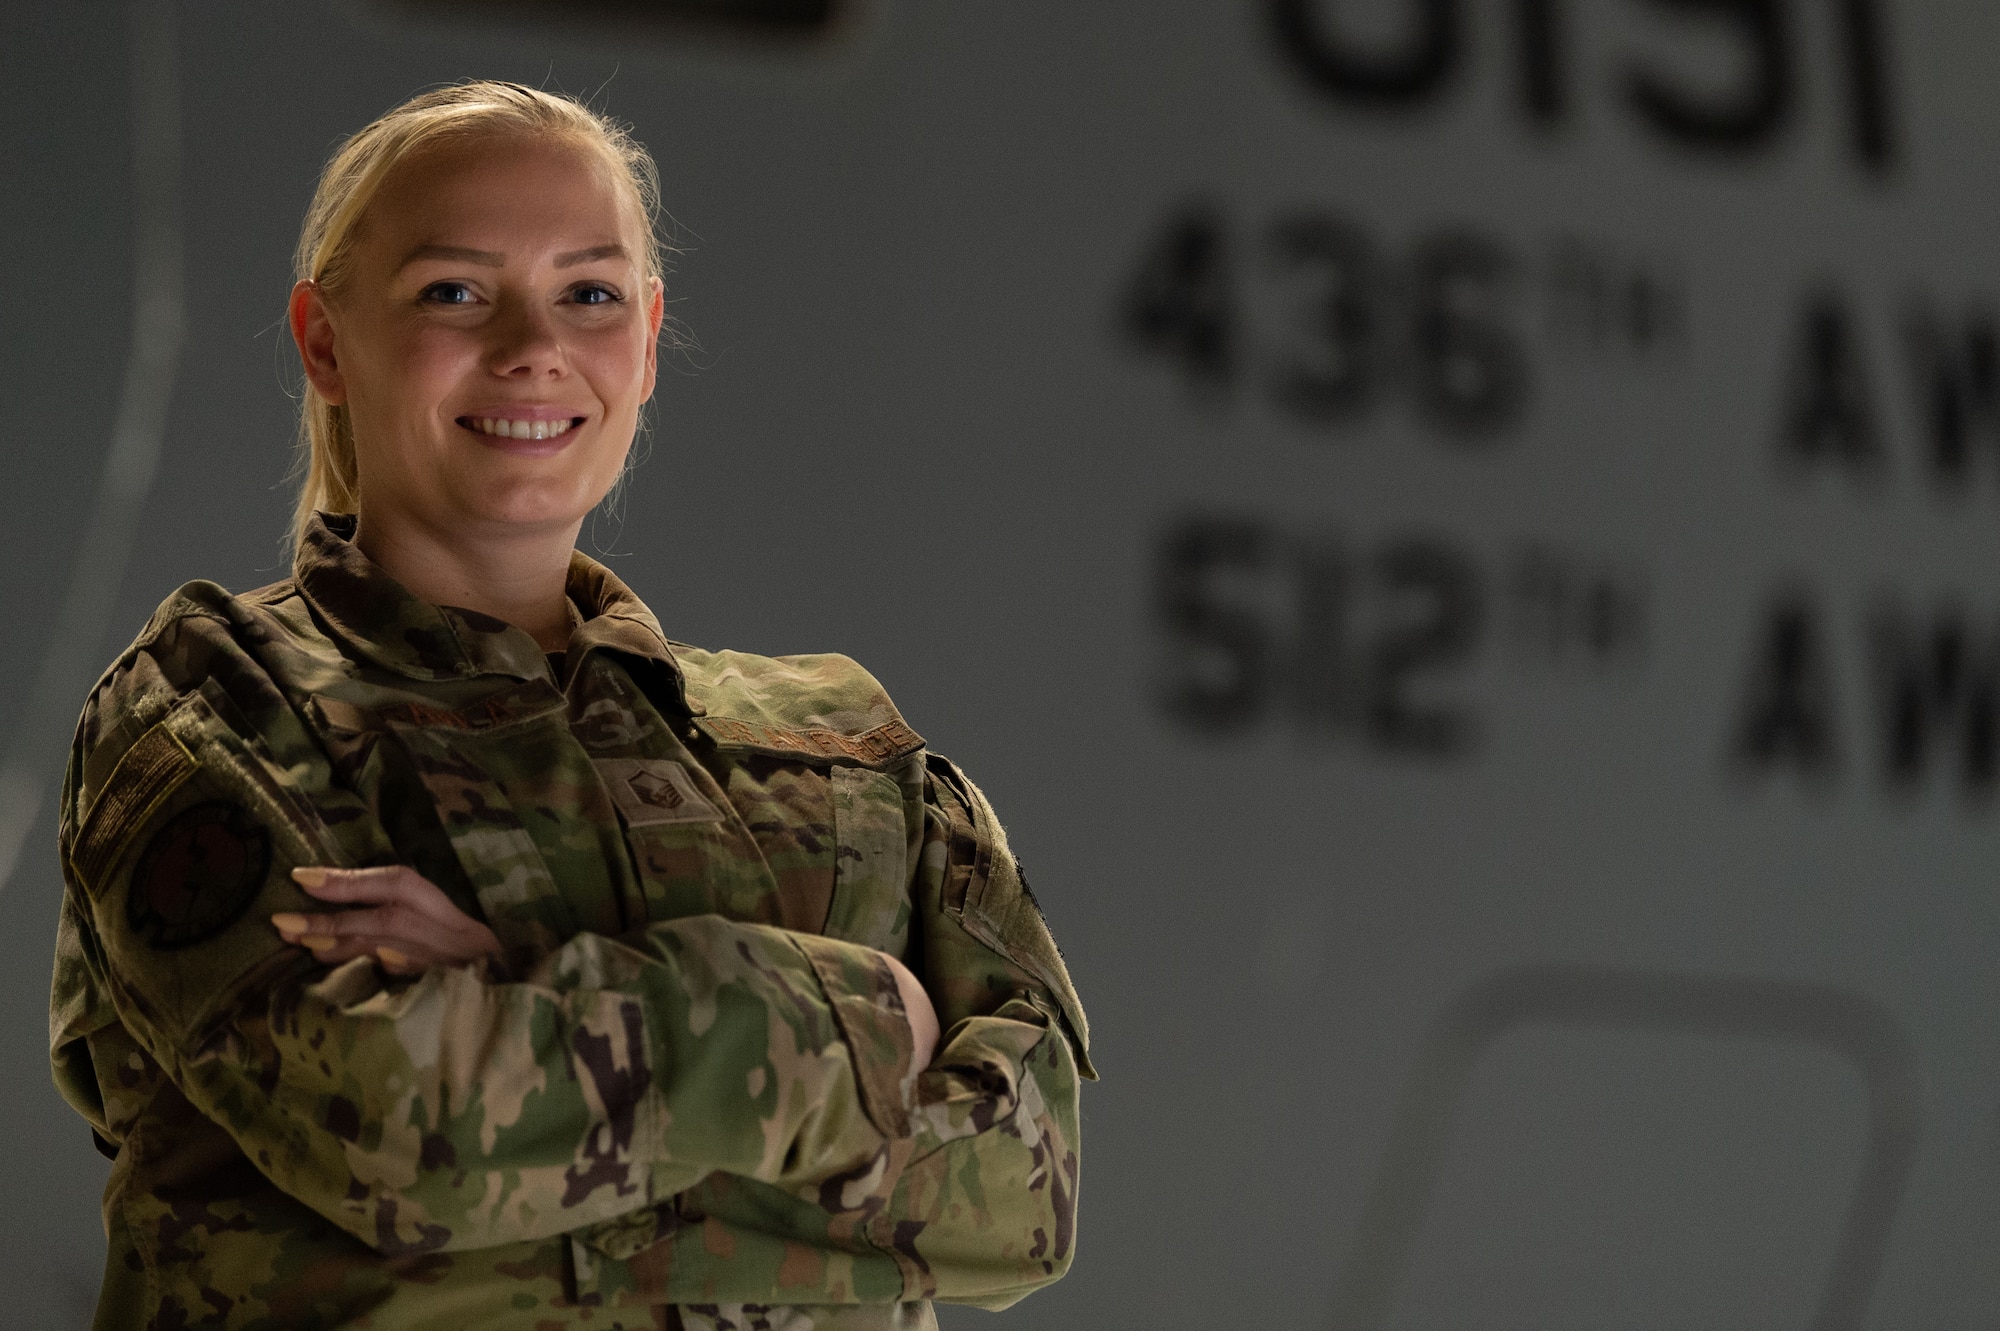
[
  {"x1": 69, "y1": 690, "x2": 338, "y2": 1050},
  {"x1": 925, "y1": 755, "x2": 1094, "y2": 1080}
]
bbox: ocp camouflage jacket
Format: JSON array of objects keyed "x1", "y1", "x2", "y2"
[{"x1": 49, "y1": 514, "x2": 1091, "y2": 1331}]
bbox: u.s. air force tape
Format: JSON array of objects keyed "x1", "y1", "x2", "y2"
[{"x1": 125, "y1": 800, "x2": 272, "y2": 951}]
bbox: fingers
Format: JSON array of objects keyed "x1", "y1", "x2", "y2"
[
  {"x1": 291, "y1": 864, "x2": 409, "y2": 903},
  {"x1": 288, "y1": 859, "x2": 500, "y2": 931},
  {"x1": 275, "y1": 864, "x2": 503, "y2": 974},
  {"x1": 269, "y1": 909, "x2": 448, "y2": 971},
  {"x1": 293, "y1": 866, "x2": 463, "y2": 927},
  {"x1": 271, "y1": 902, "x2": 429, "y2": 944},
  {"x1": 277, "y1": 929, "x2": 435, "y2": 973},
  {"x1": 271, "y1": 908, "x2": 493, "y2": 962}
]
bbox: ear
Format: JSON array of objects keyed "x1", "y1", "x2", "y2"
[
  {"x1": 640, "y1": 276, "x2": 664, "y2": 402},
  {"x1": 289, "y1": 279, "x2": 347, "y2": 405}
]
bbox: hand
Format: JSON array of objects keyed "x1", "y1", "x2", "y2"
[
  {"x1": 272, "y1": 866, "x2": 501, "y2": 976},
  {"x1": 882, "y1": 952, "x2": 940, "y2": 1070}
]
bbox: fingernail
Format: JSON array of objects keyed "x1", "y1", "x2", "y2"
[
  {"x1": 291, "y1": 867, "x2": 329, "y2": 888},
  {"x1": 378, "y1": 946, "x2": 411, "y2": 970},
  {"x1": 300, "y1": 934, "x2": 337, "y2": 950},
  {"x1": 270, "y1": 913, "x2": 307, "y2": 935}
]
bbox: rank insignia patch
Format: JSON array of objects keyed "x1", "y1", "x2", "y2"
[
  {"x1": 593, "y1": 757, "x2": 727, "y2": 827},
  {"x1": 126, "y1": 801, "x2": 272, "y2": 950}
]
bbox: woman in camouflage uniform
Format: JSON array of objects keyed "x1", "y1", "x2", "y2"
[{"x1": 49, "y1": 82, "x2": 1090, "y2": 1331}]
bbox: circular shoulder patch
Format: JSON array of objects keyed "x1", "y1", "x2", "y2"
[{"x1": 125, "y1": 800, "x2": 273, "y2": 950}]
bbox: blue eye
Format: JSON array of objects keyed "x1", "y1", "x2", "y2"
[
  {"x1": 420, "y1": 282, "x2": 476, "y2": 305},
  {"x1": 570, "y1": 283, "x2": 622, "y2": 306}
]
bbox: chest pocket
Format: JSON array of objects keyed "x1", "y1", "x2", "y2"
[
  {"x1": 351, "y1": 681, "x2": 631, "y2": 957},
  {"x1": 607, "y1": 752, "x2": 831, "y2": 935}
]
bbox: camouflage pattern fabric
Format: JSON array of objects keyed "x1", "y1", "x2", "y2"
[{"x1": 49, "y1": 513, "x2": 1092, "y2": 1330}]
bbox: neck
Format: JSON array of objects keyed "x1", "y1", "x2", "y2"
[{"x1": 353, "y1": 509, "x2": 579, "y2": 652}]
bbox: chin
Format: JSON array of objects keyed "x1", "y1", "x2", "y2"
[{"x1": 458, "y1": 480, "x2": 611, "y2": 533}]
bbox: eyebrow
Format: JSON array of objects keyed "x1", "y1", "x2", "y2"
[
  {"x1": 555, "y1": 244, "x2": 629, "y2": 268},
  {"x1": 398, "y1": 244, "x2": 502, "y2": 271},
  {"x1": 396, "y1": 242, "x2": 631, "y2": 272}
]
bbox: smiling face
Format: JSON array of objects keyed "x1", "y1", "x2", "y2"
[{"x1": 294, "y1": 132, "x2": 663, "y2": 544}]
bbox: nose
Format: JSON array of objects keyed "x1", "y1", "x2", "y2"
[{"x1": 485, "y1": 297, "x2": 565, "y2": 379}]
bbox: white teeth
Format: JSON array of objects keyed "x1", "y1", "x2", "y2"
[{"x1": 469, "y1": 416, "x2": 575, "y2": 440}]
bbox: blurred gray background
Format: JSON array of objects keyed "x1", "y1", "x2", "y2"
[{"x1": 3, "y1": 0, "x2": 1998, "y2": 1326}]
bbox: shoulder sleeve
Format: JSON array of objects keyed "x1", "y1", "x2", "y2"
[
  {"x1": 677, "y1": 647, "x2": 926, "y2": 769},
  {"x1": 56, "y1": 600, "x2": 928, "y2": 1258},
  {"x1": 62, "y1": 611, "x2": 340, "y2": 1047}
]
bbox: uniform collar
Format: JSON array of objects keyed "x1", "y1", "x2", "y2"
[
  {"x1": 294, "y1": 512, "x2": 694, "y2": 711},
  {"x1": 563, "y1": 543, "x2": 702, "y2": 715}
]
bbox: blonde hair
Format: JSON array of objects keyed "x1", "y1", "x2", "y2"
[{"x1": 288, "y1": 81, "x2": 665, "y2": 548}]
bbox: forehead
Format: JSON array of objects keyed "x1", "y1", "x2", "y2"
[{"x1": 361, "y1": 132, "x2": 643, "y2": 259}]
